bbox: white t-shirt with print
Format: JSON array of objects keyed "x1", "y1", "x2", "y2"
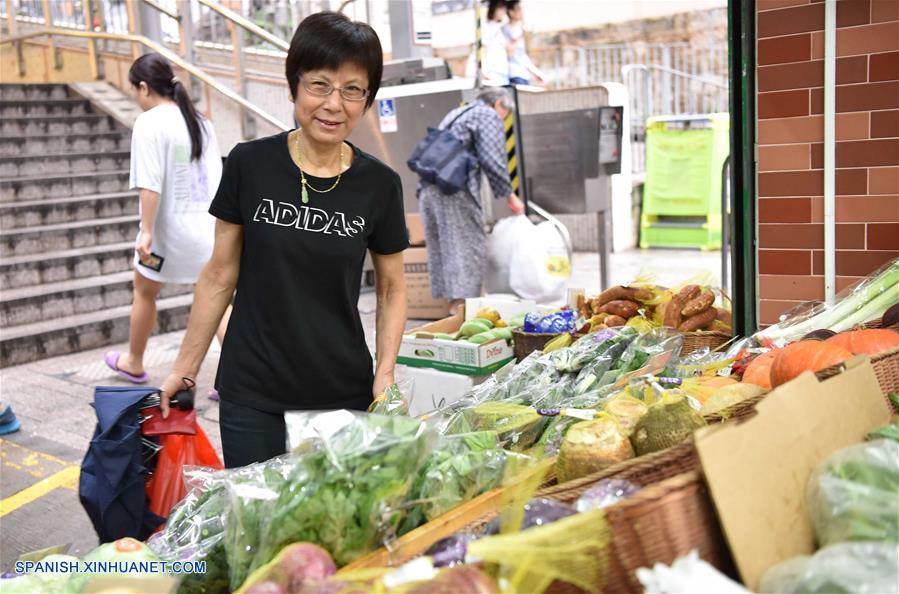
[{"x1": 129, "y1": 104, "x2": 222, "y2": 284}]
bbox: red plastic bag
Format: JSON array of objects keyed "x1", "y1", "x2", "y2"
[{"x1": 145, "y1": 424, "x2": 223, "y2": 519}]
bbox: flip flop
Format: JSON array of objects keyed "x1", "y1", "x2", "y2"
[{"x1": 104, "y1": 350, "x2": 149, "y2": 384}]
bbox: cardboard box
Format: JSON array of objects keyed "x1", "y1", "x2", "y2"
[
  {"x1": 694, "y1": 358, "x2": 892, "y2": 591},
  {"x1": 404, "y1": 246, "x2": 450, "y2": 320},
  {"x1": 397, "y1": 362, "x2": 514, "y2": 417},
  {"x1": 406, "y1": 213, "x2": 426, "y2": 246},
  {"x1": 398, "y1": 296, "x2": 537, "y2": 375}
]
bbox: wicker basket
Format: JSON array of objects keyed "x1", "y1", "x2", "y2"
[
  {"x1": 462, "y1": 442, "x2": 732, "y2": 594},
  {"x1": 681, "y1": 330, "x2": 733, "y2": 355},
  {"x1": 815, "y1": 346, "x2": 899, "y2": 412},
  {"x1": 512, "y1": 329, "x2": 564, "y2": 362}
]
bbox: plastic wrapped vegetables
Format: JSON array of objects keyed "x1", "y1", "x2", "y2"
[
  {"x1": 225, "y1": 457, "x2": 297, "y2": 590},
  {"x1": 760, "y1": 542, "x2": 898, "y2": 594},
  {"x1": 399, "y1": 431, "x2": 510, "y2": 535},
  {"x1": 368, "y1": 380, "x2": 412, "y2": 416},
  {"x1": 807, "y1": 439, "x2": 899, "y2": 546},
  {"x1": 250, "y1": 412, "x2": 436, "y2": 572},
  {"x1": 149, "y1": 466, "x2": 234, "y2": 594}
]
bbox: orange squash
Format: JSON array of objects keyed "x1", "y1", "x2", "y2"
[
  {"x1": 741, "y1": 350, "x2": 778, "y2": 389},
  {"x1": 770, "y1": 341, "x2": 853, "y2": 387},
  {"x1": 824, "y1": 328, "x2": 899, "y2": 356}
]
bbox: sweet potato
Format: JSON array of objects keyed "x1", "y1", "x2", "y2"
[
  {"x1": 681, "y1": 289, "x2": 715, "y2": 317},
  {"x1": 676, "y1": 284, "x2": 702, "y2": 302},
  {"x1": 576, "y1": 293, "x2": 590, "y2": 319},
  {"x1": 678, "y1": 307, "x2": 718, "y2": 332},
  {"x1": 600, "y1": 300, "x2": 639, "y2": 318},
  {"x1": 662, "y1": 298, "x2": 684, "y2": 328},
  {"x1": 594, "y1": 285, "x2": 634, "y2": 307},
  {"x1": 605, "y1": 315, "x2": 627, "y2": 327}
]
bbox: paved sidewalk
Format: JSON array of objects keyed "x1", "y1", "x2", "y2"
[{"x1": 0, "y1": 248, "x2": 719, "y2": 568}]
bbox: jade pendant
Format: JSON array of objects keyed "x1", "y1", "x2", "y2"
[{"x1": 301, "y1": 181, "x2": 309, "y2": 204}]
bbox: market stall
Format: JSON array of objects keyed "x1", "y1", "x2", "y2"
[{"x1": 4, "y1": 260, "x2": 898, "y2": 594}]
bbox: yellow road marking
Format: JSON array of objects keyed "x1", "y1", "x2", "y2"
[{"x1": 0, "y1": 465, "x2": 80, "y2": 517}]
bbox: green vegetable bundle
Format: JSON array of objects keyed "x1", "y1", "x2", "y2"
[
  {"x1": 248, "y1": 413, "x2": 435, "y2": 574},
  {"x1": 807, "y1": 439, "x2": 899, "y2": 547},
  {"x1": 399, "y1": 431, "x2": 510, "y2": 535}
]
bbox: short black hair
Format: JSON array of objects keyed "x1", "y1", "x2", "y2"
[
  {"x1": 487, "y1": 0, "x2": 505, "y2": 20},
  {"x1": 285, "y1": 11, "x2": 383, "y2": 110}
]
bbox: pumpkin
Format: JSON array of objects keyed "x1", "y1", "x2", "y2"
[
  {"x1": 769, "y1": 341, "x2": 853, "y2": 387},
  {"x1": 741, "y1": 349, "x2": 778, "y2": 389},
  {"x1": 824, "y1": 328, "x2": 899, "y2": 355}
]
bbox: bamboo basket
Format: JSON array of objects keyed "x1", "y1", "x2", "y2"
[{"x1": 815, "y1": 346, "x2": 899, "y2": 412}]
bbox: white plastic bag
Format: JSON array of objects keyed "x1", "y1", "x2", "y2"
[
  {"x1": 509, "y1": 217, "x2": 571, "y2": 303},
  {"x1": 486, "y1": 215, "x2": 531, "y2": 293}
]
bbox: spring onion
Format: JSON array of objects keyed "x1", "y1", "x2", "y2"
[{"x1": 757, "y1": 259, "x2": 899, "y2": 346}]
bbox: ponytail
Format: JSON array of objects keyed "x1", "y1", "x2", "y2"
[
  {"x1": 171, "y1": 78, "x2": 204, "y2": 161},
  {"x1": 128, "y1": 53, "x2": 205, "y2": 161}
]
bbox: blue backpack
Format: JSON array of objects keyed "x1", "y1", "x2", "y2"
[{"x1": 407, "y1": 105, "x2": 477, "y2": 195}]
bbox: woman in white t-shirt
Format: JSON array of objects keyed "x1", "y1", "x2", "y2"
[{"x1": 104, "y1": 53, "x2": 229, "y2": 385}]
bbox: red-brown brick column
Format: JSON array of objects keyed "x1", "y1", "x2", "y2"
[{"x1": 756, "y1": 0, "x2": 899, "y2": 325}]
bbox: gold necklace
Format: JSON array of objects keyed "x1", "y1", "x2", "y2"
[{"x1": 295, "y1": 130, "x2": 345, "y2": 204}]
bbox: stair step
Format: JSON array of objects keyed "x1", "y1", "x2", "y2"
[
  {"x1": 0, "y1": 83, "x2": 70, "y2": 101},
  {"x1": 0, "y1": 214, "x2": 138, "y2": 258},
  {"x1": 0, "y1": 98, "x2": 92, "y2": 118},
  {"x1": 0, "y1": 169, "x2": 130, "y2": 202},
  {"x1": 1, "y1": 114, "x2": 118, "y2": 136},
  {"x1": 0, "y1": 151, "x2": 130, "y2": 178},
  {"x1": 0, "y1": 191, "x2": 137, "y2": 229},
  {"x1": 0, "y1": 242, "x2": 134, "y2": 291},
  {"x1": 0, "y1": 293, "x2": 194, "y2": 368},
  {"x1": 0, "y1": 270, "x2": 193, "y2": 327},
  {"x1": 0, "y1": 131, "x2": 131, "y2": 157}
]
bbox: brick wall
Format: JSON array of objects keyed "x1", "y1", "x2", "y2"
[{"x1": 756, "y1": 0, "x2": 899, "y2": 325}]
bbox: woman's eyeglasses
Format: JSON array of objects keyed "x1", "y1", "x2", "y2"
[{"x1": 300, "y1": 77, "x2": 369, "y2": 102}]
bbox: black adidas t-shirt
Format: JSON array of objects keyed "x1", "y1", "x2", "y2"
[{"x1": 209, "y1": 130, "x2": 408, "y2": 413}]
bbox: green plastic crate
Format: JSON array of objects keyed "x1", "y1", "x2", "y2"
[{"x1": 640, "y1": 113, "x2": 729, "y2": 249}]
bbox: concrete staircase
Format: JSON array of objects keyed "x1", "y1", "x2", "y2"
[{"x1": 0, "y1": 83, "x2": 194, "y2": 367}]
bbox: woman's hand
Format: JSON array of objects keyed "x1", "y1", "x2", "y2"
[
  {"x1": 159, "y1": 373, "x2": 194, "y2": 419},
  {"x1": 372, "y1": 370, "x2": 395, "y2": 399},
  {"x1": 136, "y1": 230, "x2": 153, "y2": 262},
  {"x1": 507, "y1": 193, "x2": 525, "y2": 215}
]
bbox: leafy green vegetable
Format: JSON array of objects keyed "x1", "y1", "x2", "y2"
[
  {"x1": 247, "y1": 414, "x2": 433, "y2": 573},
  {"x1": 399, "y1": 432, "x2": 508, "y2": 535},
  {"x1": 807, "y1": 439, "x2": 899, "y2": 546}
]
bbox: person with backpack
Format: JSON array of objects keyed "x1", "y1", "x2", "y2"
[
  {"x1": 416, "y1": 87, "x2": 524, "y2": 315},
  {"x1": 104, "y1": 53, "x2": 230, "y2": 386}
]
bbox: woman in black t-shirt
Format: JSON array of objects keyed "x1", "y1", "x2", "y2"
[{"x1": 158, "y1": 12, "x2": 409, "y2": 468}]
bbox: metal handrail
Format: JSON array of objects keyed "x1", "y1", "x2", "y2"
[
  {"x1": 0, "y1": 28, "x2": 290, "y2": 132},
  {"x1": 195, "y1": 0, "x2": 289, "y2": 52},
  {"x1": 621, "y1": 63, "x2": 727, "y2": 89},
  {"x1": 142, "y1": 0, "x2": 180, "y2": 22}
]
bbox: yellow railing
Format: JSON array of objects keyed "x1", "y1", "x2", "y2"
[{"x1": 0, "y1": 27, "x2": 290, "y2": 131}]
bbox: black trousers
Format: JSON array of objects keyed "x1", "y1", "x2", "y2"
[{"x1": 219, "y1": 399, "x2": 287, "y2": 468}]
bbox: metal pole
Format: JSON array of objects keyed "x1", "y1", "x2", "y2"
[
  {"x1": 126, "y1": 0, "x2": 141, "y2": 60},
  {"x1": 40, "y1": 0, "x2": 62, "y2": 69},
  {"x1": 179, "y1": 0, "x2": 202, "y2": 101},
  {"x1": 82, "y1": 0, "x2": 100, "y2": 78},
  {"x1": 227, "y1": 1, "x2": 254, "y2": 139},
  {"x1": 474, "y1": 1, "x2": 482, "y2": 87}
]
